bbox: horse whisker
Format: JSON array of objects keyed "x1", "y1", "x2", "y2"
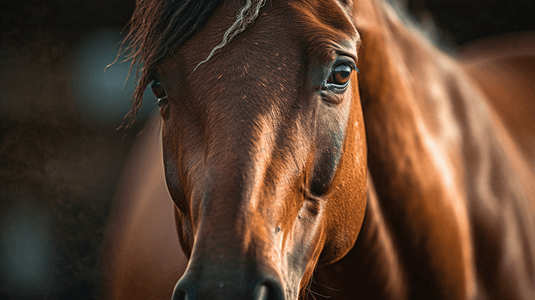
[
  {"x1": 313, "y1": 281, "x2": 340, "y2": 291},
  {"x1": 308, "y1": 288, "x2": 331, "y2": 299}
]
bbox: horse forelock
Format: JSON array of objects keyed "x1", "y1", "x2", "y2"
[{"x1": 119, "y1": 0, "x2": 266, "y2": 129}]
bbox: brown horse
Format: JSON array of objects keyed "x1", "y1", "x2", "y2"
[{"x1": 104, "y1": 0, "x2": 535, "y2": 299}]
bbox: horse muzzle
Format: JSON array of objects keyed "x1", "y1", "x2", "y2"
[{"x1": 171, "y1": 259, "x2": 286, "y2": 300}]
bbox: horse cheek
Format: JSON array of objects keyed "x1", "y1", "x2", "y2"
[
  {"x1": 318, "y1": 87, "x2": 368, "y2": 265},
  {"x1": 310, "y1": 98, "x2": 351, "y2": 195},
  {"x1": 309, "y1": 127, "x2": 345, "y2": 195}
]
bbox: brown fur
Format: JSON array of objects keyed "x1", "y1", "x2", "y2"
[{"x1": 105, "y1": 0, "x2": 535, "y2": 299}]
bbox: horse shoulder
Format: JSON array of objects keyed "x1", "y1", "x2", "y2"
[{"x1": 104, "y1": 116, "x2": 187, "y2": 299}]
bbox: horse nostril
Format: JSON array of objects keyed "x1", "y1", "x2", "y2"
[
  {"x1": 171, "y1": 286, "x2": 189, "y2": 300},
  {"x1": 255, "y1": 279, "x2": 285, "y2": 300}
]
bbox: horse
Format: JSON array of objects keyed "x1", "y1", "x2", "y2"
[{"x1": 103, "y1": 0, "x2": 535, "y2": 299}]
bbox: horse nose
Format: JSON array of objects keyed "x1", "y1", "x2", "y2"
[
  {"x1": 171, "y1": 275, "x2": 285, "y2": 300},
  {"x1": 255, "y1": 279, "x2": 286, "y2": 300}
]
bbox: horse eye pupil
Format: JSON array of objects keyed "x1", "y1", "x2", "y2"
[
  {"x1": 337, "y1": 71, "x2": 350, "y2": 81},
  {"x1": 333, "y1": 71, "x2": 349, "y2": 84}
]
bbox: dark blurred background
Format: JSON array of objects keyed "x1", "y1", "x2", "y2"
[{"x1": 0, "y1": 0, "x2": 533, "y2": 299}]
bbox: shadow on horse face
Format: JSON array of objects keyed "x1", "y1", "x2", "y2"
[{"x1": 149, "y1": 1, "x2": 367, "y2": 299}]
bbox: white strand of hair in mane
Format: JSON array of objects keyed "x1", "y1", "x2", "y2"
[{"x1": 193, "y1": 0, "x2": 267, "y2": 72}]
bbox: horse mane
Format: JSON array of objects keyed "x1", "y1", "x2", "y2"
[{"x1": 118, "y1": 0, "x2": 266, "y2": 129}]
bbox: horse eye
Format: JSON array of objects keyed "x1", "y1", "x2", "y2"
[
  {"x1": 327, "y1": 64, "x2": 353, "y2": 86},
  {"x1": 151, "y1": 79, "x2": 168, "y2": 107}
]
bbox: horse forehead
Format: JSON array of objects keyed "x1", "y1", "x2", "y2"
[
  {"x1": 171, "y1": 0, "x2": 357, "y2": 74},
  {"x1": 165, "y1": 4, "x2": 299, "y2": 102}
]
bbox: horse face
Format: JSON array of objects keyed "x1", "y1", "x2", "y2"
[{"x1": 153, "y1": 1, "x2": 367, "y2": 298}]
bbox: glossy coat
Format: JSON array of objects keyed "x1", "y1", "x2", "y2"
[{"x1": 105, "y1": 1, "x2": 535, "y2": 299}]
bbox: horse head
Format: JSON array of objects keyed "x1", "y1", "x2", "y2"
[
  {"x1": 115, "y1": 0, "x2": 535, "y2": 299},
  {"x1": 124, "y1": 0, "x2": 367, "y2": 299}
]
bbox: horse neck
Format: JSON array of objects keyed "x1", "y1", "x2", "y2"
[
  {"x1": 350, "y1": 1, "x2": 482, "y2": 298},
  {"x1": 350, "y1": 1, "x2": 535, "y2": 299}
]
